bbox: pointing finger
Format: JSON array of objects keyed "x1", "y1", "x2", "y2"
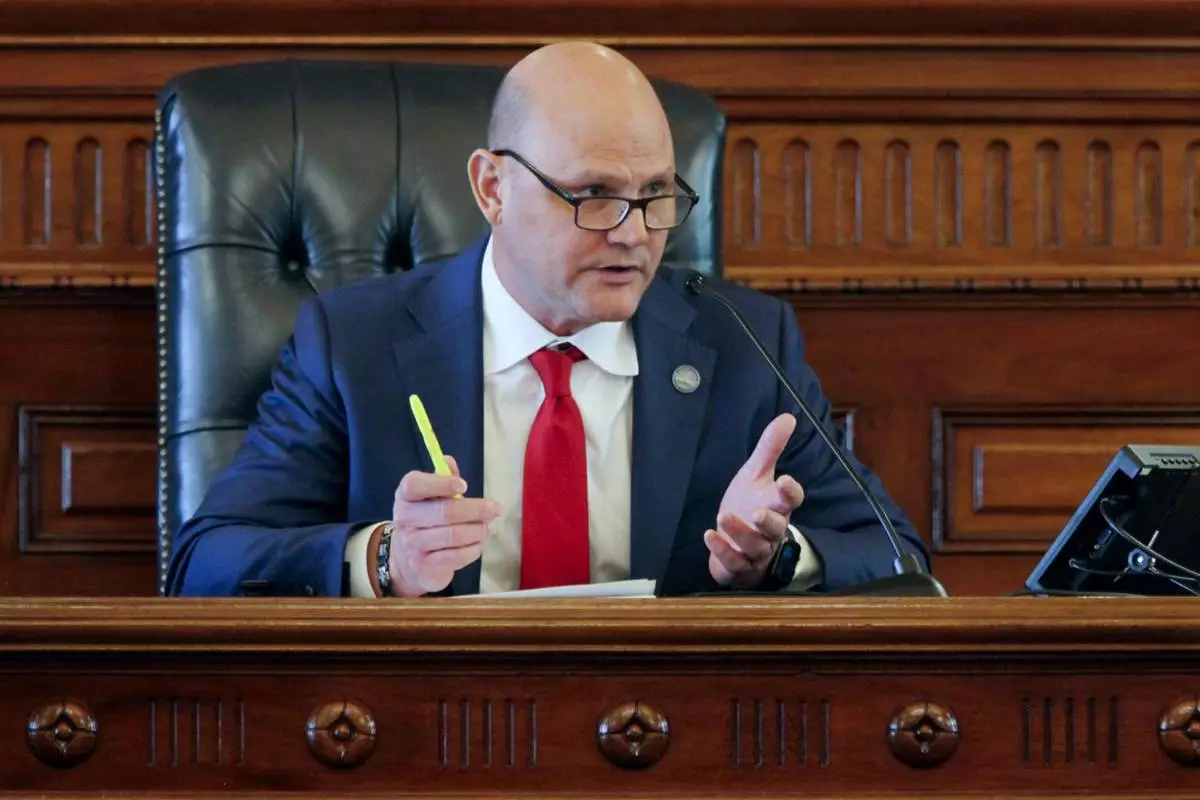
[{"x1": 744, "y1": 414, "x2": 797, "y2": 478}]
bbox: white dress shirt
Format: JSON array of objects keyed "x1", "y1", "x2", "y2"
[
  {"x1": 345, "y1": 237, "x2": 635, "y2": 595},
  {"x1": 476, "y1": 238, "x2": 637, "y2": 592},
  {"x1": 345, "y1": 237, "x2": 821, "y2": 597}
]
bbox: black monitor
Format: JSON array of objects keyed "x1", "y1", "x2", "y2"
[{"x1": 1025, "y1": 444, "x2": 1200, "y2": 596}]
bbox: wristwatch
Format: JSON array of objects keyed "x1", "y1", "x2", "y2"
[
  {"x1": 375, "y1": 523, "x2": 395, "y2": 597},
  {"x1": 758, "y1": 524, "x2": 803, "y2": 591}
]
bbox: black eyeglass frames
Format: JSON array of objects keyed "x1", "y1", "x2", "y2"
[{"x1": 491, "y1": 149, "x2": 699, "y2": 232}]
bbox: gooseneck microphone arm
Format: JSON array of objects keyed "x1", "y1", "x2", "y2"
[{"x1": 686, "y1": 273, "x2": 945, "y2": 595}]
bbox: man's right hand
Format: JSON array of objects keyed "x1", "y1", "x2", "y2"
[{"x1": 388, "y1": 455, "x2": 502, "y2": 597}]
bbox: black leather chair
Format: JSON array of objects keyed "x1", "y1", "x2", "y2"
[{"x1": 154, "y1": 59, "x2": 727, "y2": 595}]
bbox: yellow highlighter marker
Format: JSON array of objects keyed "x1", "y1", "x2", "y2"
[{"x1": 409, "y1": 394, "x2": 462, "y2": 496}]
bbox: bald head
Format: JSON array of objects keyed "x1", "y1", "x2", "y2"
[
  {"x1": 487, "y1": 42, "x2": 670, "y2": 154},
  {"x1": 468, "y1": 42, "x2": 679, "y2": 336},
  {"x1": 486, "y1": 75, "x2": 527, "y2": 151}
]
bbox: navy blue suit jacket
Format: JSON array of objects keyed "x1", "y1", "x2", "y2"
[{"x1": 167, "y1": 238, "x2": 928, "y2": 597}]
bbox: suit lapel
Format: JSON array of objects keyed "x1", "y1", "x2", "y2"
[
  {"x1": 629, "y1": 275, "x2": 717, "y2": 582},
  {"x1": 389, "y1": 251, "x2": 715, "y2": 593},
  {"x1": 391, "y1": 241, "x2": 486, "y2": 596}
]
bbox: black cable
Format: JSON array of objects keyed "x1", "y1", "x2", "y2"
[
  {"x1": 1050, "y1": 492, "x2": 1200, "y2": 596},
  {"x1": 1066, "y1": 557, "x2": 1198, "y2": 583},
  {"x1": 1096, "y1": 496, "x2": 1200, "y2": 581}
]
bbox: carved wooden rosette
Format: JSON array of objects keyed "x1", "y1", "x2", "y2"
[
  {"x1": 596, "y1": 701, "x2": 670, "y2": 769},
  {"x1": 305, "y1": 699, "x2": 377, "y2": 768},
  {"x1": 887, "y1": 702, "x2": 959, "y2": 768},
  {"x1": 26, "y1": 700, "x2": 98, "y2": 768},
  {"x1": 1159, "y1": 696, "x2": 1200, "y2": 766}
]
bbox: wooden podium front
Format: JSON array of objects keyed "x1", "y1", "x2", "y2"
[{"x1": 1, "y1": 596, "x2": 1198, "y2": 798}]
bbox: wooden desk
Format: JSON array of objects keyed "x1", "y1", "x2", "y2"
[{"x1": 1, "y1": 596, "x2": 1198, "y2": 798}]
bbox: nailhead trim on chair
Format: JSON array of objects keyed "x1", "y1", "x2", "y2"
[{"x1": 154, "y1": 107, "x2": 170, "y2": 597}]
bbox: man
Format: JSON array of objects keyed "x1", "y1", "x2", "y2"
[{"x1": 166, "y1": 42, "x2": 928, "y2": 598}]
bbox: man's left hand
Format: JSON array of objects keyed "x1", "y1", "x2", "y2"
[{"x1": 705, "y1": 413, "x2": 806, "y2": 588}]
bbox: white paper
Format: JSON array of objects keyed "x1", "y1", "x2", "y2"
[{"x1": 451, "y1": 578, "x2": 656, "y2": 599}]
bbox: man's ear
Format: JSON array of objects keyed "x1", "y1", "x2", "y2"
[{"x1": 467, "y1": 149, "x2": 504, "y2": 225}]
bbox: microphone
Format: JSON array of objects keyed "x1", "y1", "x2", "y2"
[{"x1": 685, "y1": 273, "x2": 947, "y2": 598}]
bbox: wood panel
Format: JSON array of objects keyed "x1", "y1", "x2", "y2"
[
  {"x1": 9, "y1": 114, "x2": 1200, "y2": 289},
  {"x1": 3, "y1": 0, "x2": 1200, "y2": 596},
  {"x1": 3, "y1": 0, "x2": 1200, "y2": 38},
  {"x1": 933, "y1": 409, "x2": 1200, "y2": 555},
  {"x1": 17, "y1": 405, "x2": 156, "y2": 554},
  {"x1": 727, "y1": 123, "x2": 1200, "y2": 291},
  {"x1": 7, "y1": 63, "x2": 1200, "y2": 290},
  {"x1": 791, "y1": 294, "x2": 1200, "y2": 596},
  {"x1": 1, "y1": 596, "x2": 1200, "y2": 798},
  {"x1": 0, "y1": 121, "x2": 155, "y2": 286},
  {"x1": 0, "y1": 292, "x2": 157, "y2": 596}
]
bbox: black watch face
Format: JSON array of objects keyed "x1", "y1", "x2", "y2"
[{"x1": 772, "y1": 539, "x2": 802, "y2": 582}]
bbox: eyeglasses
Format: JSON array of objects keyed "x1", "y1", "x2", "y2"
[{"x1": 491, "y1": 149, "x2": 699, "y2": 232}]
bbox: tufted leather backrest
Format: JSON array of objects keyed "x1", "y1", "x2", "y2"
[{"x1": 154, "y1": 59, "x2": 727, "y2": 594}]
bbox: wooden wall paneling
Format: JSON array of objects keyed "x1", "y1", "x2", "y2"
[
  {"x1": 13, "y1": 47, "x2": 1200, "y2": 107},
  {"x1": 0, "y1": 117, "x2": 156, "y2": 286},
  {"x1": 17, "y1": 405, "x2": 156, "y2": 554},
  {"x1": 934, "y1": 409, "x2": 1200, "y2": 555},
  {"x1": 0, "y1": 293, "x2": 157, "y2": 596},
  {"x1": 725, "y1": 122, "x2": 1200, "y2": 291},
  {"x1": 792, "y1": 295, "x2": 1200, "y2": 596},
  {"x1": 4, "y1": 1, "x2": 1200, "y2": 595},
  {"x1": 4, "y1": 0, "x2": 1200, "y2": 38}
]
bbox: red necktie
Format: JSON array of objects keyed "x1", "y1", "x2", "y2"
[{"x1": 521, "y1": 345, "x2": 590, "y2": 589}]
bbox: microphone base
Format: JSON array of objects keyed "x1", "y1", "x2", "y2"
[{"x1": 828, "y1": 571, "x2": 949, "y2": 598}]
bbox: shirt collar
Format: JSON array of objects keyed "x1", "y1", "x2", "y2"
[{"x1": 481, "y1": 236, "x2": 639, "y2": 378}]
